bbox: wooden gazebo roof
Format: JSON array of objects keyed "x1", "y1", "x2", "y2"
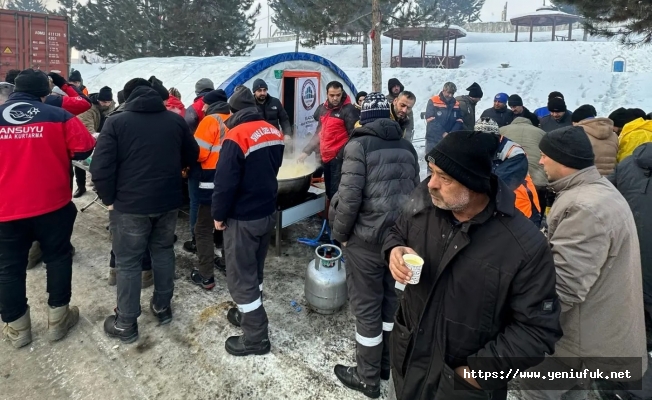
[
  {"x1": 510, "y1": 8, "x2": 581, "y2": 27},
  {"x1": 383, "y1": 26, "x2": 467, "y2": 41}
]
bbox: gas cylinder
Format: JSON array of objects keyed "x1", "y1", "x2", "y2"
[{"x1": 304, "y1": 244, "x2": 347, "y2": 315}]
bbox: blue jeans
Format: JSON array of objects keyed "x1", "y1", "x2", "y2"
[{"x1": 188, "y1": 176, "x2": 200, "y2": 238}]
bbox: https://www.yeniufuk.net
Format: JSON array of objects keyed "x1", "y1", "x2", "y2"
[{"x1": 463, "y1": 368, "x2": 634, "y2": 381}]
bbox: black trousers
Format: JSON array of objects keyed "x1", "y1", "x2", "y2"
[{"x1": 70, "y1": 165, "x2": 86, "y2": 190}]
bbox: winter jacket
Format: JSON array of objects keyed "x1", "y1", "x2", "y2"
[
  {"x1": 0, "y1": 92, "x2": 95, "y2": 222},
  {"x1": 256, "y1": 95, "x2": 292, "y2": 137},
  {"x1": 211, "y1": 107, "x2": 284, "y2": 222},
  {"x1": 455, "y1": 95, "x2": 478, "y2": 130},
  {"x1": 534, "y1": 106, "x2": 574, "y2": 119},
  {"x1": 425, "y1": 93, "x2": 463, "y2": 146},
  {"x1": 480, "y1": 106, "x2": 514, "y2": 127},
  {"x1": 390, "y1": 104, "x2": 413, "y2": 141},
  {"x1": 539, "y1": 111, "x2": 573, "y2": 133},
  {"x1": 329, "y1": 119, "x2": 420, "y2": 246},
  {"x1": 184, "y1": 90, "x2": 211, "y2": 133},
  {"x1": 90, "y1": 86, "x2": 199, "y2": 214},
  {"x1": 166, "y1": 94, "x2": 185, "y2": 117},
  {"x1": 45, "y1": 83, "x2": 92, "y2": 116},
  {"x1": 194, "y1": 101, "x2": 230, "y2": 205},
  {"x1": 500, "y1": 117, "x2": 548, "y2": 187},
  {"x1": 513, "y1": 106, "x2": 540, "y2": 127},
  {"x1": 576, "y1": 117, "x2": 618, "y2": 176},
  {"x1": 78, "y1": 94, "x2": 115, "y2": 134},
  {"x1": 382, "y1": 177, "x2": 562, "y2": 399},
  {"x1": 309, "y1": 93, "x2": 359, "y2": 163},
  {"x1": 609, "y1": 143, "x2": 652, "y2": 308},
  {"x1": 618, "y1": 118, "x2": 652, "y2": 162},
  {"x1": 547, "y1": 166, "x2": 647, "y2": 376},
  {"x1": 387, "y1": 91, "x2": 415, "y2": 138}
]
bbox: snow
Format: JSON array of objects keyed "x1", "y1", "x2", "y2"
[{"x1": 511, "y1": 8, "x2": 578, "y2": 20}]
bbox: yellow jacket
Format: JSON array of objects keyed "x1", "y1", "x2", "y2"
[{"x1": 618, "y1": 118, "x2": 652, "y2": 162}]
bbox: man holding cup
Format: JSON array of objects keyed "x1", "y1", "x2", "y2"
[{"x1": 383, "y1": 130, "x2": 563, "y2": 400}]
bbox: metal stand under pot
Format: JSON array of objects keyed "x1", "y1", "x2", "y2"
[{"x1": 305, "y1": 244, "x2": 347, "y2": 315}]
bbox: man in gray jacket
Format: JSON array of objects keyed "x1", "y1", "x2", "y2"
[
  {"x1": 330, "y1": 92, "x2": 420, "y2": 398},
  {"x1": 519, "y1": 126, "x2": 648, "y2": 399}
]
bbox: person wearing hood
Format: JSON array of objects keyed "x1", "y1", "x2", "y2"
[
  {"x1": 184, "y1": 78, "x2": 215, "y2": 134},
  {"x1": 540, "y1": 97, "x2": 573, "y2": 133},
  {"x1": 355, "y1": 91, "x2": 367, "y2": 109},
  {"x1": 211, "y1": 86, "x2": 284, "y2": 357},
  {"x1": 298, "y1": 81, "x2": 359, "y2": 200},
  {"x1": 571, "y1": 104, "x2": 618, "y2": 176},
  {"x1": 328, "y1": 93, "x2": 420, "y2": 398},
  {"x1": 91, "y1": 78, "x2": 199, "y2": 343},
  {"x1": 68, "y1": 70, "x2": 89, "y2": 97},
  {"x1": 507, "y1": 94, "x2": 539, "y2": 127},
  {"x1": 617, "y1": 116, "x2": 652, "y2": 162},
  {"x1": 455, "y1": 82, "x2": 483, "y2": 130},
  {"x1": 189, "y1": 89, "x2": 230, "y2": 291},
  {"x1": 386, "y1": 78, "x2": 414, "y2": 138},
  {"x1": 480, "y1": 93, "x2": 514, "y2": 128},
  {"x1": 425, "y1": 82, "x2": 464, "y2": 153}
]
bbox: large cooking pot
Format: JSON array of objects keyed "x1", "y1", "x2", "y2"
[{"x1": 277, "y1": 161, "x2": 317, "y2": 208}]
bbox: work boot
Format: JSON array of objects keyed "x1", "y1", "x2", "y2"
[
  {"x1": 108, "y1": 268, "x2": 117, "y2": 286},
  {"x1": 149, "y1": 298, "x2": 172, "y2": 325},
  {"x1": 190, "y1": 269, "x2": 215, "y2": 290},
  {"x1": 103, "y1": 312, "x2": 138, "y2": 344},
  {"x1": 225, "y1": 334, "x2": 270, "y2": 357},
  {"x1": 183, "y1": 238, "x2": 196, "y2": 253},
  {"x1": 2, "y1": 307, "x2": 32, "y2": 349},
  {"x1": 47, "y1": 304, "x2": 79, "y2": 342},
  {"x1": 227, "y1": 307, "x2": 241, "y2": 327},
  {"x1": 334, "y1": 365, "x2": 380, "y2": 399},
  {"x1": 141, "y1": 270, "x2": 154, "y2": 289},
  {"x1": 26, "y1": 242, "x2": 43, "y2": 270},
  {"x1": 214, "y1": 255, "x2": 226, "y2": 276},
  {"x1": 73, "y1": 187, "x2": 86, "y2": 198}
]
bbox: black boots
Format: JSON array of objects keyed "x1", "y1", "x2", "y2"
[
  {"x1": 225, "y1": 335, "x2": 270, "y2": 356},
  {"x1": 334, "y1": 365, "x2": 381, "y2": 399},
  {"x1": 149, "y1": 298, "x2": 172, "y2": 325},
  {"x1": 103, "y1": 312, "x2": 138, "y2": 344},
  {"x1": 183, "y1": 238, "x2": 196, "y2": 253},
  {"x1": 190, "y1": 269, "x2": 215, "y2": 290},
  {"x1": 73, "y1": 187, "x2": 86, "y2": 198}
]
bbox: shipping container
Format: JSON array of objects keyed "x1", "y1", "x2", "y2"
[{"x1": 0, "y1": 9, "x2": 70, "y2": 80}]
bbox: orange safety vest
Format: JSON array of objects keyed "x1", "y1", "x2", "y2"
[
  {"x1": 514, "y1": 174, "x2": 541, "y2": 220},
  {"x1": 195, "y1": 112, "x2": 230, "y2": 171}
]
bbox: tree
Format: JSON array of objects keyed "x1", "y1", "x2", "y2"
[
  {"x1": 555, "y1": 0, "x2": 652, "y2": 45},
  {"x1": 417, "y1": 0, "x2": 485, "y2": 25},
  {"x1": 6, "y1": 0, "x2": 48, "y2": 13},
  {"x1": 371, "y1": 0, "x2": 382, "y2": 92}
]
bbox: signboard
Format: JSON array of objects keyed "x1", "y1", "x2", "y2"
[
  {"x1": 3, "y1": 47, "x2": 11, "y2": 54},
  {"x1": 295, "y1": 76, "x2": 320, "y2": 139}
]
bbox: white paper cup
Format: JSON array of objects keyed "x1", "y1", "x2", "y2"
[{"x1": 403, "y1": 254, "x2": 424, "y2": 285}]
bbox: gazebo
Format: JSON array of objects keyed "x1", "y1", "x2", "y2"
[
  {"x1": 383, "y1": 25, "x2": 467, "y2": 69},
  {"x1": 510, "y1": 7, "x2": 583, "y2": 42}
]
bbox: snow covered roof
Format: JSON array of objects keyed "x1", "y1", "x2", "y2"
[
  {"x1": 510, "y1": 8, "x2": 581, "y2": 26},
  {"x1": 383, "y1": 25, "x2": 467, "y2": 41}
]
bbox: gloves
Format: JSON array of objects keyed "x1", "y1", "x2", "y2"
[{"x1": 48, "y1": 72, "x2": 67, "y2": 88}]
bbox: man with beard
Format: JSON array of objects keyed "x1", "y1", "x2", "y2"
[
  {"x1": 390, "y1": 91, "x2": 416, "y2": 141},
  {"x1": 74, "y1": 86, "x2": 115, "y2": 198},
  {"x1": 425, "y1": 82, "x2": 464, "y2": 153},
  {"x1": 382, "y1": 130, "x2": 562, "y2": 400},
  {"x1": 480, "y1": 93, "x2": 514, "y2": 127},
  {"x1": 252, "y1": 79, "x2": 293, "y2": 140},
  {"x1": 387, "y1": 78, "x2": 414, "y2": 140},
  {"x1": 507, "y1": 94, "x2": 540, "y2": 127}
]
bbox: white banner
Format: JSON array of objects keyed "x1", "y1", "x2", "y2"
[{"x1": 295, "y1": 76, "x2": 320, "y2": 139}]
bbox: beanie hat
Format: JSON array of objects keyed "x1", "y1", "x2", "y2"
[
  {"x1": 5, "y1": 70, "x2": 20, "y2": 85},
  {"x1": 359, "y1": 92, "x2": 391, "y2": 125},
  {"x1": 548, "y1": 91, "x2": 564, "y2": 101},
  {"x1": 474, "y1": 117, "x2": 500, "y2": 135},
  {"x1": 494, "y1": 93, "x2": 508, "y2": 104},
  {"x1": 467, "y1": 82, "x2": 483, "y2": 98},
  {"x1": 388, "y1": 78, "x2": 403, "y2": 93},
  {"x1": 14, "y1": 69, "x2": 50, "y2": 98},
  {"x1": 548, "y1": 97, "x2": 567, "y2": 113},
  {"x1": 195, "y1": 78, "x2": 214, "y2": 95},
  {"x1": 539, "y1": 126, "x2": 595, "y2": 170},
  {"x1": 228, "y1": 85, "x2": 257, "y2": 113},
  {"x1": 508, "y1": 94, "x2": 523, "y2": 107},
  {"x1": 630, "y1": 108, "x2": 647, "y2": 120},
  {"x1": 427, "y1": 131, "x2": 500, "y2": 194},
  {"x1": 68, "y1": 70, "x2": 82, "y2": 83},
  {"x1": 98, "y1": 86, "x2": 113, "y2": 102},
  {"x1": 203, "y1": 89, "x2": 228, "y2": 105},
  {"x1": 117, "y1": 89, "x2": 125, "y2": 104},
  {"x1": 149, "y1": 76, "x2": 169, "y2": 100},
  {"x1": 571, "y1": 104, "x2": 597, "y2": 123},
  {"x1": 355, "y1": 91, "x2": 368, "y2": 104},
  {"x1": 252, "y1": 79, "x2": 268, "y2": 92}
]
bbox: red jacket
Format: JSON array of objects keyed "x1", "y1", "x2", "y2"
[
  {"x1": 44, "y1": 83, "x2": 92, "y2": 115},
  {"x1": 0, "y1": 93, "x2": 96, "y2": 222},
  {"x1": 166, "y1": 95, "x2": 186, "y2": 117},
  {"x1": 314, "y1": 94, "x2": 359, "y2": 163}
]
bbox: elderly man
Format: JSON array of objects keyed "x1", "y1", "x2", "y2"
[
  {"x1": 518, "y1": 126, "x2": 648, "y2": 399},
  {"x1": 383, "y1": 130, "x2": 562, "y2": 400}
]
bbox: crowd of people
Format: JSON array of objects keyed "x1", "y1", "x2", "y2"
[{"x1": 1, "y1": 67, "x2": 652, "y2": 400}]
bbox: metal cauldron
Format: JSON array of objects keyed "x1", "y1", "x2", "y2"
[{"x1": 276, "y1": 160, "x2": 317, "y2": 208}]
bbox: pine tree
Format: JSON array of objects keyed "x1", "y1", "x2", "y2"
[
  {"x1": 6, "y1": 0, "x2": 48, "y2": 13},
  {"x1": 416, "y1": 0, "x2": 484, "y2": 25},
  {"x1": 555, "y1": 0, "x2": 652, "y2": 45}
]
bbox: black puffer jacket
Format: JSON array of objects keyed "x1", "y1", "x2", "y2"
[
  {"x1": 330, "y1": 119, "x2": 420, "y2": 246},
  {"x1": 256, "y1": 95, "x2": 292, "y2": 137},
  {"x1": 609, "y1": 142, "x2": 652, "y2": 307},
  {"x1": 91, "y1": 86, "x2": 199, "y2": 214},
  {"x1": 382, "y1": 177, "x2": 562, "y2": 399}
]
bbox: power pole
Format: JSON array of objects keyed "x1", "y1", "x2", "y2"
[
  {"x1": 267, "y1": 3, "x2": 270, "y2": 48},
  {"x1": 371, "y1": 0, "x2": 382, "y2": 92}
]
